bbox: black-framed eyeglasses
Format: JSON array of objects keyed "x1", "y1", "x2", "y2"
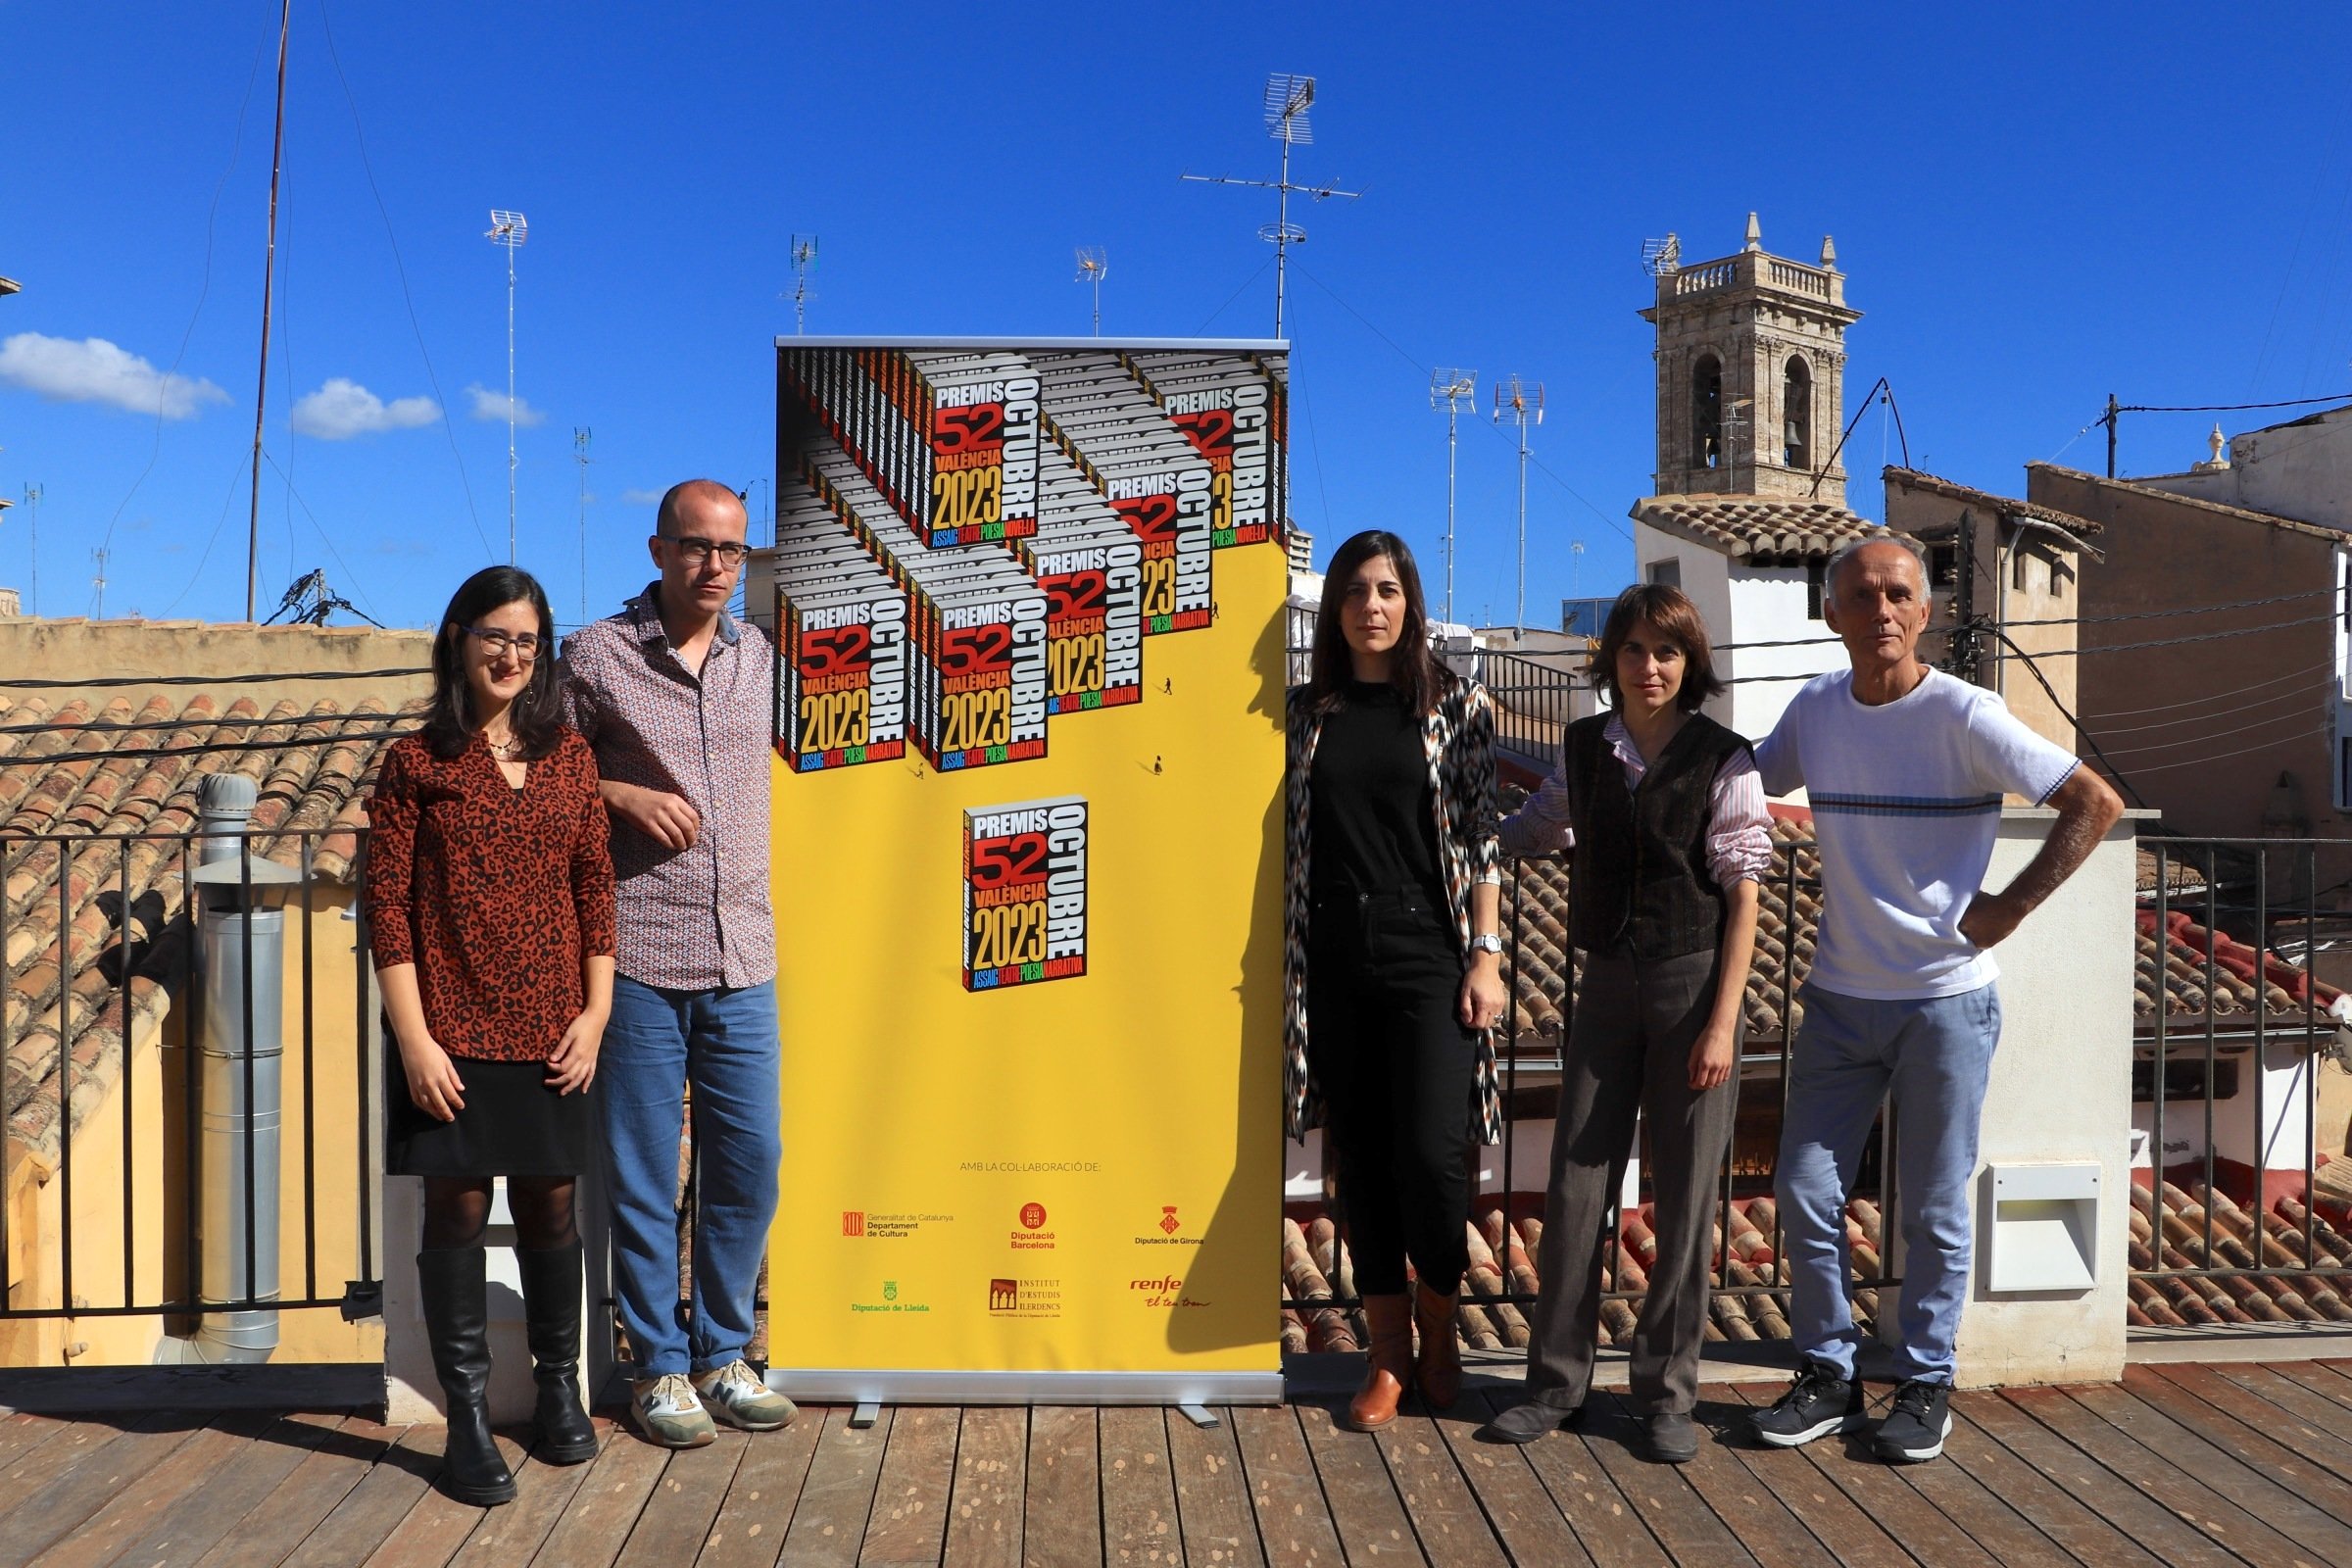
[
  {"x1": 659, "y1": 533, "x2": 748, "y2": 569},
  {"x1": 463, "y1": 626, "x2": 543, "y2": 661}
]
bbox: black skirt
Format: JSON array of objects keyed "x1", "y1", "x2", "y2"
[{"x1": 384, "y1": 1054, "x2": 596, "y2": 1178}]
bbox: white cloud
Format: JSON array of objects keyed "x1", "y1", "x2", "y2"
[
  {"x1": 289, "y1": 377, "x2": 441, "y2": 439},
  {"x1": 0, "y1": 332, "x2": 230, "y2": 418},
  {"x1": 466, "y1": 382, "x2": 546, "y2": 427},
  {"x1": 620, "y1": 487, "x2": 666, "y2": 506}
]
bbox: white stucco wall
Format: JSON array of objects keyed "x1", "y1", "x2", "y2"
[
  {"x1": 2139, "y1": 407, "x2": 2352, "y2": 533},
  {"x1": 1882, "y1": 808, "x2": 2137, "y2": 1388}
]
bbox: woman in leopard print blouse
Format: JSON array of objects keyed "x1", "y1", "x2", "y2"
[{"x1": 365, "y1": 565, "x2": 614, "y2": 1506}]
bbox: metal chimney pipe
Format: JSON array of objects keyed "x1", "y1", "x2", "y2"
[{"x1": 160, "y1": 773, "x2": 284, "y2": 1363}]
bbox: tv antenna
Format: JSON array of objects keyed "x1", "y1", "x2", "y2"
[
  {"x1": 1642, "y1": 233, "x2": 1681, "y2": 276},
  {"x1": 1075, "y1": 247, "x2": 1108, "y2": 336},
  {"x1": 1180, "y1": 72, "x2": 1360, "y2": 338},
  {"x1": 1429, "y1": 368, "x2": 1477, "y2": 625},
  {"x1": 486, "y1": 209, "x2": 528, "y2": 563},
  {"x1": 1492, "y1": 376, "x2": 1544, "y2": 632},
  {"x1": 788, "y1": 234, "x2": 818, "y2": 334},
  {"x1": 1570, "y1": 539, "x2": 1587, "y2": 605},
  {"x1": 90, "y1": 546, "x2": 109, "y2": 621}
]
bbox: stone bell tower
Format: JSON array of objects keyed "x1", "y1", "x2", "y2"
[{"x1": 1640, "y1": 214, "x2": 1861, "y2": 504}]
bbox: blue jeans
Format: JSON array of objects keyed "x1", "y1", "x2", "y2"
[
  {"x1": 601, "y1": 976, "x2": 781, "y2": 1377},
  {"x1": 1775, "y1": 982, "x2": 2001, "y2": 1385}
]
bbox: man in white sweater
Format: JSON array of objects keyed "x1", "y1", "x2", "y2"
[{"x1": 1748, "y1": 537, "x2": 2122, "y2": 1463}]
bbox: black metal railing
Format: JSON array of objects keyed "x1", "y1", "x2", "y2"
[
  {"x1": 1282, "y1": 838, "x2": 1910, "y2": 1352},
  {"x1": 0, "y1": 824, "x2": 380, "y2": 1325},
  {"x1": 2132, "y1": 837, "x2": 2349, "y2": 1330}
]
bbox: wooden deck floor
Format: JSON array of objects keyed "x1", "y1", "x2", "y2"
[{"x1": 6, "y1": 1361, "x2": 2352, "y2": 1566}]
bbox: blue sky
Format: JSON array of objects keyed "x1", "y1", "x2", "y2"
[{"x1": 3, "y1": 2, "x2": 2349, "y2": 632}]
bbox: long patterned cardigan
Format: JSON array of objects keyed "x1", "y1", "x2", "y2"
[{"x1": 1283, "y1": 676, "x2": 1504, "y2": 1146}]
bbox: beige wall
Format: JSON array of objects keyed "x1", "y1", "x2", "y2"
[
  {"x1": 0, "y1": 617, "x2": 431, "y2": 714},
  {"x1": 2029, "y1": 464, "x2": 2348, "y2": 900},
  {"x1": 1884, "y1": 479, "x2": 2082, "y2": 755},
  {"x1": 0, "y1": 884, "x2": 383, "y2": 1367}
]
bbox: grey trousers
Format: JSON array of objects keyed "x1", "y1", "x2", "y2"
[{"x1": 1523, "y1": 948, "x2": 1739, "y2": 1416}]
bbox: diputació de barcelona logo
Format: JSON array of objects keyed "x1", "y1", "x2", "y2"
[{"x1": 961, "y1": 796, "x2": 1088, "y2": 991}]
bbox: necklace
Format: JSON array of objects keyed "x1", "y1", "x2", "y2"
[{"x1": 485, "y1": 731, "x2": 521, "y2": 759}]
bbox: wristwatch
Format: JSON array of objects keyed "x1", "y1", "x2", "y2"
[{"x1": 1470, "y1": 932, "x2": 1505, "y2": 956}]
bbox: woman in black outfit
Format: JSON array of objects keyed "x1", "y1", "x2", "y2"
[{"x1": 1284, "y1": 530, "x2": 1507, "y2": 1432}]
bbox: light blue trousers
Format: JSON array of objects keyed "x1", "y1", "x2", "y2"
[
  {"x1": 1775, "y1": 982, "x2": 2001, "y2": 1385},
  {"x1": 600, "y1": 976, "x2": 781, "y2": 1377}
]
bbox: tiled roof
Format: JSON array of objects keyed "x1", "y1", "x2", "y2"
[
  {"x1": 1628, "y1": 495, "x2": 1883, "y2": 566},
  {"x1": 2, "y1": 693, "x2": 416, "y2": 1183},
  {"x1": 1280, "y1": 1174, "x2": 2352, "y2": 1350},
  {"x1": 1496, "y1": 800, "x2": 2327, "y2": 1047},
  {"x1": 1884, "y1": 466, "x2": 2105, "y2": 536}
]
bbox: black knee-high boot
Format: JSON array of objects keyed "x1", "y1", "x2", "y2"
[
  {"x1": 515, "y1": 1244, "x2": 599, "y2": 1464},
  {"x1": 416, "y1": 1248, "x2": 517, "y2": 1505}
]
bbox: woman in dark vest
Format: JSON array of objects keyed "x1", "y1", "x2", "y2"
[
  {"x1": 1284, "y1": 530, "x2": 1507, "y2": 1432},
  {"x1": 1479, "y1": 582, "x2": 1770, "y2": 1461}
]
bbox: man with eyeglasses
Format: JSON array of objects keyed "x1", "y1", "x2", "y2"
[{"x1": 559, "y1": 478, "x2": 797, "y2": 1448}]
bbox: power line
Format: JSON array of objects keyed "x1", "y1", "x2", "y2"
[
  {"x1": 2092, "y1": 700, "x2": 2327, "y2": 760},
  {"x1": 1721, "y1": 603, "x2": 2338, "y2": 658},
  {"x1": 2116, "y1": 719, "x2": 2331, "y2": 779},
  {"x1": 317, "y1": 0, "x2": 493, "y2": 563},
  {"x1": 0, "y1": 729, "x2": 412, "y2": 769},
  {"x1": 0, "y1": 710, "x2": 401, "y2": 739},
  {"x1": 1986, "y1": 629, "x2": 2147, "y2": 808},
  {"x1": 2094, "y1": 657, "x2": 2335, "y2": 721},
  {"x1": 2114, "y1": 393, "x2": 2352, "y2": 415}
]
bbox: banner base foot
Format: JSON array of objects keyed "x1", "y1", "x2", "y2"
[
  {"x1": 850, "y1": 1401, "x2": 882, "y2": 1428},
  {"x1": 1177, "y1": 1403, "x2": 1220, "y2": 1428}
]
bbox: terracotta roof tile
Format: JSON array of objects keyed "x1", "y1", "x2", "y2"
[
  {"x1": 1629, "y1": 495, "x2": 1884, "y2": 565},
  {"x1": 2, "y1": 691, "x2": 417, "y2": 1181}
]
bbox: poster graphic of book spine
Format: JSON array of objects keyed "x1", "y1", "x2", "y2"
[
  {"x1": 1118, "y1": 351, "x2": 1288, "y2": 550},
  {"x1": 769, "y1": 479, "x2": 910, "y2": 772},
  {"x1": 779, "y1": 347, "x2": 1041, "y2": 548},
  {"x1": 792, "y1": 436, "x2": 1049, "y2": 770},
  {"x1": 1029, "y1": 353, "x2": 1215, "y2": 634},
  {"x1": 1015, "y1": 440, "x2": 1146, "y2": 714},
  {"x1": 961, "y1": 795, "x2": 1088, "y2": 991}
]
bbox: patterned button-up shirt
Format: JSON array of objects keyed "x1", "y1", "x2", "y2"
[{"x1": 560, "y1": 584, "x2": 776, "y2": 991}]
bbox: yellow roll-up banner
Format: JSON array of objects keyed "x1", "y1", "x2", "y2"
[{"x1": 763, "y1": 339, "x2": 1289, "y2": 1402}]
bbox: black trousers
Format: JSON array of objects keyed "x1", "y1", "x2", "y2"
[
  {"x1": 1524, "y1": 948, "x2": 1739, "y2": 1415},
  {"x1": 1308, "y1": 888, "x2": 1477, "y2": 1297}
]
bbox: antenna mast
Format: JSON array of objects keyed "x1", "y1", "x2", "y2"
[
  {"x1": 1181, "y1": 72, "x2": 1360, "y2": 338},
  {"x1": 1075, "y1": 247, "x2": 1107, "y2": 336},
  {"x1": 573, "y1": 426, "x2": 592, "y2": 623},
  {"x1": 22, "y1": 483, "x2": 40, "y2": 616},
  {"x1": 486, "y1": 209, "x2": 528, "y2": 563},
  {"x1": 1492, "y1": 376, "x2": 1544, "y2": 632},
  {"x1": 245, "y1": 0, "x2": 291, "y2": 621},
  {"x1": 789, "y1": 234, "x2": 818, "y2": 334},
  {"x1": 1429, "y1": 368, "x2": 1476, "y2": 625}
]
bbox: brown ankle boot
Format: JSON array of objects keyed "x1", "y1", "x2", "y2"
[
  {"x1": 1348, "y1": 1294, "x2": 1413, "y2": 1432},
  {"x1": 1413, "y1": 1283, "x2": 1462, "y2": 1409}
]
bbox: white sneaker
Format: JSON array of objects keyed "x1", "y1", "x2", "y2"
[
  {"x1": 628, "y1": 1372, "x2": 716, "y2": 1448},
  {"x1": 693, "y1": 1359, "x2": 798, "y2": 1431}
]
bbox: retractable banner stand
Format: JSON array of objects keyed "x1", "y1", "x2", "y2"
[{"x1": 764, "y1": 339, "x2": 1289, "y2": 1403}]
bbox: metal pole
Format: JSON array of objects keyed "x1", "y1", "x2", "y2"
[
  {"x1": 1515, "y1": 416, "x2": 1530, "y2": 632},
  {"x1": 2105, "y1": 392, "x2": 2119, "y2": 479},
  {"x1": 506, "y1": 240, "x2": 518, "y2": 564},
  {"x1": 1445, "y1": 404, "x2": 1458, "y2": 626},
  {"x1": 1274, "y1": 134, "x2": 1290, "y2": 339},
  {"x1": 246, "y1": 0, "x2": 292, "y2": 622}
]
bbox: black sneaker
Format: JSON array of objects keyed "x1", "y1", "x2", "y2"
[
  {"x1": 1872, "y1": 1379, "x2": 1953, "y2": 1463},
  {"x1": 1750, "y1": 1357, "x2": 1866, "y2": 1448},
  {"x1": 1639, "y1": 1410, "x2": 1700, "y2": 1464}
]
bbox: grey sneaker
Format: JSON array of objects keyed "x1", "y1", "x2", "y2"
[
  {"x1": 628, "y1": 1373, "x2": 717, "y2": 1448},
  {"x1": 694, "y1": 1359, "x2": 798, "y2": 1431}
]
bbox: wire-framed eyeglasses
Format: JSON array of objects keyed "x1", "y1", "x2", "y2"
[
  {"x1": 463, "y1": 626, "x2": 544, "y2": 661},
  {"x1": 660, "y1": 533, "x2": 749, "y2": 569}
]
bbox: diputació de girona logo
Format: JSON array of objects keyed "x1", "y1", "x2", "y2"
[
  {"x1": 962, "y1": 797, "x2": 1087, "y2": 991},
  {"x1": 1158, "y1": 1204, "x2": 1181, "y2": 1236}
]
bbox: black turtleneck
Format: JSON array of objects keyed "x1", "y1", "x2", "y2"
[{"x1": 1309, "y1": 680, "x2": 1445, "y2": 906}]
